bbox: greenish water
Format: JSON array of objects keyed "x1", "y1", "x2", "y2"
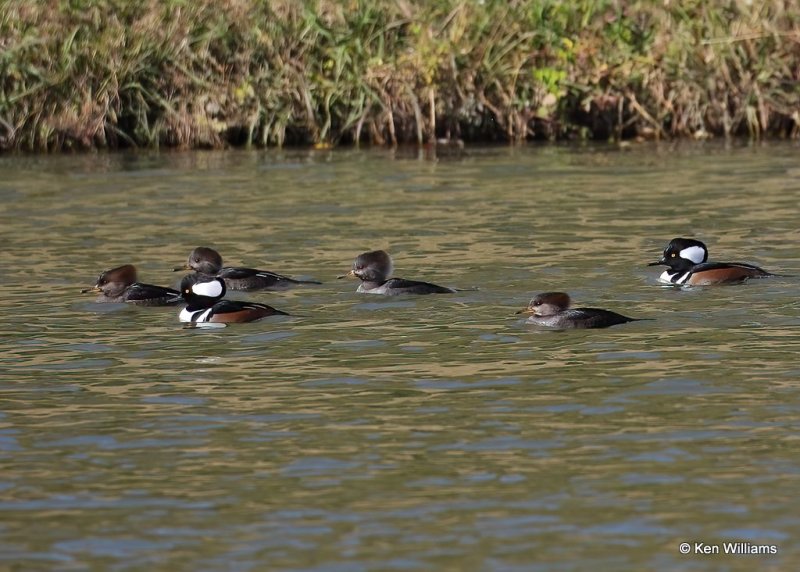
[{"x1": 1, "y1": 143, "x2": 799, "y2": 571}]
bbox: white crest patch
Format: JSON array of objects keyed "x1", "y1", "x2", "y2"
[
  {"x1": 679, "y1": 245, "x2": 706, "y2": 264},
  {"x1": 192, "y1": 279, "x2": 223, "y2": 298}
]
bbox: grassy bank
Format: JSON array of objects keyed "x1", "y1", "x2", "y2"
[{"x1": 1, "y1": 0, "x2": 799, "y2": 151}]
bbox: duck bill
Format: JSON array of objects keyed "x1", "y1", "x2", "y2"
[
  {"x1": 337, "y1": 270, "x2": 356, "y2": 280},
  {"x1": 647, "y1": 258, "x2": 666, "y2": 267},
  {"x1": 515, "y1": 307, "x2": 534, "y2": 315},
  {"x1": 173, "y1": 264, "x2": 191, "y2": 272},
  {"x1": 81, "y1": 285, "x2": 102, "y2": 294},
  {"x1": 166, "y1": 293, "x2": 185, "y2": 304}
]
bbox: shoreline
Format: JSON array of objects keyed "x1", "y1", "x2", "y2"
[{"x1": 2, "y1": 1, "x2": 799, "y2": 152}]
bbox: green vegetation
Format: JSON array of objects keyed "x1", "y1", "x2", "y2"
[{"x1": 1, "y1": 0, "x2": 798, "y2": 151}]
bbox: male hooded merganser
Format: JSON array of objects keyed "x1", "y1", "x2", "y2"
[
  {"x1": 516, "y1": 292, "x2": 641, "y2": 329},
  {"x1": 173, "y1": 275, "x2": 288, "y2": 323},
  {"x1": 174, "y1": 246, "x2": 322, "y2": 291},
  {"x1": 82, "y1": 264, "x2": 181, "y2": 305},
  {"x1": 649, "y1": 238, "x2": 772, "y2": 285},
  {"x1": 338, "y1": 250, "x2": 456, "y2": 295}
]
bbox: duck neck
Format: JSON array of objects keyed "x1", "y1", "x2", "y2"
[{"x1": 358, "y1": 279, "x2": 387, "y2": 292}]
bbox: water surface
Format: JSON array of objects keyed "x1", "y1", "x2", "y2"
[{"x1": 1, "y1": 143, "x2": 799, "y2": 570}]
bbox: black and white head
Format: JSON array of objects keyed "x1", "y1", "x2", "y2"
[
  {"x1": 174, "y1": 247, "x2": 224, "y2": 275},
  {"x1": 179, "y1": 275, "x2": 226, "y2": 308},
  {"x1": 649, "y1": 238, "x2": 708, "y2": 271},
  {"x1": 516, "y1": 292, "x2": 572, "y2": 317},
  {"x1": 340, "y1": 250, "x2": 394, "y2": 283}
]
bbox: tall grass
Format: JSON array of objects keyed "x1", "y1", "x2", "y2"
[{"x1": 1, "y1": 0, "x2": 798, "y2": 151}]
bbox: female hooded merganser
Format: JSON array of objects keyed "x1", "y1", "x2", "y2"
[
  {"x1": 649, "y1": 238, "x2": 772, "y2": 285},
  {"x1": 82, "y1": 264, "x2": 181, "y2": 305},
  {"x1": 516, "y1": 292, "x2": 641, "y2": 329},
  {"x1": 338, "y1": 250, "x2": 456, "y2": 295},
  {"x1": 174, "y1": 247, "x2": 322, "y2": 291},
  {"x1": 173, "y1": 275, "x2": 288, "y2": 323}
]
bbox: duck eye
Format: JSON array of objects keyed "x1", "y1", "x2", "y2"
[
  {"x1": 671, "y1": 252, "x2": 676, "y2": 257},
  {"x1": 533, "y1": 301, "x2": 542, "y2": 306}
]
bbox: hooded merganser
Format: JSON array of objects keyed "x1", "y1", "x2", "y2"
[
  {"x1": 649, "y1": 238, "x2": 772, "y2": 285},
  {"x1": 173, "y1": 275, "x2": 289, "y2": 323},
  {"x1": 338, "y1": 250, "x2": 456, "y2": 295},
  {"x1": 174, "y1": 246, "x2": 322, "y2": 291},
  {"x1": 516, "y1": 292, "x2": 641, "y2": 329},
  {"x1": 82, "y1": 264, "x2": 181, "y2": 306}
]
